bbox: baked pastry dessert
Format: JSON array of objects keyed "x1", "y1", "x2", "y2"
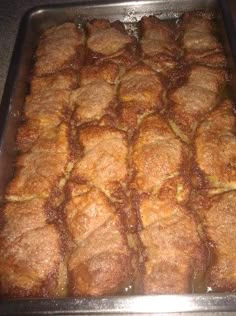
[{"x1": 0, "y1": 11, "x2": 235, "y2": 297}]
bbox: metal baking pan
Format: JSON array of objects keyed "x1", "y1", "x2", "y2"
[{"x1": 0, "y1": 0, "x2": 236, "y2": 314}]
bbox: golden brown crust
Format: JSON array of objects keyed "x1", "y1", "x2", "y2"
[
  {"x1": 68, "y1": 214, "x2": 132, "y2": 296},
  {"x1": 117, "y1": 64, "x2": 164, "y2": 133},
  {"x1": 119, "y1": 64, "x2": 163, "y2": 109},
  {"x1": 2, "y1": 15, "x2": 234, "y2": 297},
  {"x1": 140, "y1": 16, "x2": 180, "y2": 77},
  {"x1": 65, "y1": 186, "x2": 115, "y2": 244},
  {"x1": 191, "y1": 191, "x2": 236, "y2": 292},
  {"x1": 0, "y1": 199, "x2": 47, "y2": 246},
  {"x1": 143, "y1": 54, "x2": 177, "y2": 78},
  {"x1": 0, "y1": 225, "x2": 63, "y2": 297},
  {"x1": 140, "y1": 16, "x2": 179, "y2": 58},
  {"x1": 17, "y1": 122, "x2": 69, "y2": 153},
  {"x1": 35, "y1": 23, "x2": 84, "y2": 76},
  {"x1": 6, "y1": 149, "x2": 69, "y2": 201},
  {"x1": 117, "y1": 101, "x2": 152, "y2": 134},
  {"x1": 186, "y1": 65, "x2": 227, "y2": 93},
  {"x1": 131, "y1": 114, "x2": 189, "y2": 200},
  {"x1": 86, "y1": 19, "x2": 137, "y2": 68},
  {"x1": 71, "y1": 81, "x2": 116, "y2": 124},
  {"x1": 8, "y1": 121, "x2": 70, "y2": 201},
  {"x1": 24, "y1": 90, "x2": 71, "y2": 127},
  {"x1": 139, "y1": 196, "x2": 206, "y2": 294},
  {"x1": 30, "y1": 70, "x2": 78, "y2": 94},
  {"x1": 131, "y1": 112, "x2": 205, "y2": 294},
  {"x1": 18, "y1": 70, "x2": 75, "y2": 152},
  {"x1": 87, "y1": 19, "x2": 133, "y2": 56},
  {"x1": 71, "y1": 126, "x2": 128, "y2": 198},
  {"x1": 101, "y1": 48, "x2": 137, "y2": 69},
  {"x1": 16, "y1": 121, "x2": 41, "y2": 153},
  {"x1": 195, "y1": 100, "x2": 236, "y2": 192},
  {"x1": 79, "y1": 61, "x2": 120, "y2": 86},
  {"x1": 180, "y1": 12, "x2": 226, "y2": 67},
  {"x1": 64, "y1": 119, "x2": 133, "y2": 295},
  {"x1": 168, "y1": 66, "x2": 226, "y2": 142}
]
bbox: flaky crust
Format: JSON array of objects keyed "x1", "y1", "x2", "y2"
[
  {"x1": 71, "y1": 126, "x2": 128, "y2": 198},
  {"x1": 168, "y1": 66, "x2": 226, "y2": 142},
  {"x1": 131, "y1": 114, "x2": 189, "y2": 200},
  {"x1": 195, "y1": 100, "x2": 236, "y2": 192},
  {"x1": 30, "y1": 70, "x2": 78, "y2": 94},
  {"x1": 35, "y1": 23, "x2": 84, "y2": 75},
  {"x1": 17, "y1": 122, "x2": 69, "y2": 153},
  {"x1": 24, "y1": 90, "x2": 71, "y2": 127},
  {"x1": 64, "y1": 185, "x2": 133, "y2": 296},
  {"x1": 0, "y1": 225, "x2": 63, "y2": 297},
  {"x1": 6, "y1": 152, "x2": 68, "y2": 201},
  {"x1": 17, "y1": 70, "x2": 76, "y2": 152},
  {"x1": 140, "y1": 16, "x2": 179, "y2": 58},
  {"x1": 87, "y1": 19, "x2": 133, "y2": 56},
  {"x1": 140, "y1": 16, "x2": 180, "y2": 77},
  {"x1": 65, "y1": 186, "x2": 115, "y2": 243},
  {"x1": 86, "y1": 19, "x2": 137, "y2": 67},
  {"x1": 79, "y1": 61, "x2": 120, "y2": 86},
  {"x1": 7, "y1": 121, "x2": 70, "y2": 202},
  {"x1": 119, "y1": 64, "x2": 163, "y2": 108},
  {"x1": 139, "y1": 196, "x2": 206, "y2": 294},
  {"x1": 68, "y1": 214, "x2": 132, "y2": 296},
  {"x1": 0, "y1": 199, "x2": 47, "y2": 246},
  {"x1": 2, "y1": 14, "x2": 235, "y2": 297},
  {"x1": 180, "y1": 12, "x2": 226, "y2": 67},
  {"x1": 71, "y1": 81, "x2": 115, "y2": 124},
  {"x1": 191, "y1": 191, "x2": 236, "y2": 292},
  {"x1": 117, "y1": 64, "x2": 164, "y2": 133}
]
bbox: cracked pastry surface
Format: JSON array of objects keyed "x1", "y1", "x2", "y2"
[
  {"x1": 79, "y1": 61, "x2": 120, "y2": 86},
  {"x1": 65, "y1": 186, "x2": 115, "y2": 244},
  {"x1": 68, "y1": 216, "x2": 132, "y2": 296},
  {"x1": 168, "y1": 66, "x2": 226, "y2": 142},
  {"x1": 192, "y1": 191, "x2": 236, "y2": 292},
  {"x1": 71, "y1": 80, "x2": 115, "y2": 124},
  {"x1": 119, "y1": 64, "x2": 163, "y2": 108},
  {"x1": 118, "y1": 64, "x2": 164, "y2": 132},
  {"x1": 17, "y1": 122, "x2": 69, "y2": 153},
  {"x1": 6, "y1": 150, "x2": 69, "y2": 201},
  {"x1": 7, "y1": 123, "x2": 70, "y2": 201},
  {"x1": 17, "y1": 70, "x2": 75, "y2": 151},
  {"x1": 140, "y1": 16, "x2": 179, "y2": 76},
  {"x1": 140, "y1": 16, "x2": 179, "y2": 57},
  {"x1": 180, "y1": 12, "x2": 226, "y2": 67},
  {"x1": 0, "y1": 225, "x2": 63, "y2": 297},
  {"x1": 65, "y1": 185, "x2": 133, "y2": 296},
  {"x1": 1, "y1": 13, "x2": 235, "y2": 298},
  {"x1": 86, "y1": 19, "x2": 137, "y2": 67},
  {"x1": 139, "y1": 196, "x2": 206, "y2": 294},
  {"x1": 131, "y1": 114, "x2": 189, "y2": 199},
  {"x1": 24, "y1": 89, "x2": 71, "y2": 128},
  {"x1": 35, "y1": 23, "x2": 84, "y2": 76},
  {"x1": 195, "y1": 100, "x2": 236, "y2": 192},
  {"x1": 0, "y1": 199, "x2": 47, "y2": 246},
  {"x1": 71, "y1": 126, "x2": 128, "y2": 198},
  {"x1": 87, "y1": 19, "x2": 133, "y2": 56},
  {"x1": 30, "y1": 70, "x2": 78, "y2": 93}
]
